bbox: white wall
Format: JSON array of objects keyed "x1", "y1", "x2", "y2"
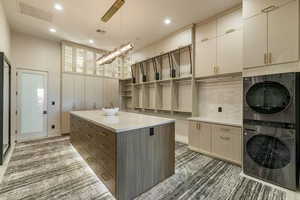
[
  {"x1": 131, "y1": 27, "x2": 192, "y2": 63},
  {"x1": 0, "y1": 0, "x2": 10, "y2": 58},
  {"x1": 198, "y1": 80, "x2": 242, "y2": 122},
  {"x1": 11, "y1": 32, "x2": 61, "y2": 137}
]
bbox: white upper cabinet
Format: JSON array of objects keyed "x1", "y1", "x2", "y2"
[
  {"x1": 195, "y1": 8, "x2": 243, "y2": 77},
  {"x1": 268, "y1": 0, "x2": 299, "y2": 65},
  {"x1": 217, "y1": 9, "x2": 243, "y2": 36},
  {"x1": 195, "y1": 20, "x2": 217, "y2": 43},
  {"x1": 244, "y1": 14, "x2": 268, "y2": 68},
  {"x1": 243, "y1": 0, "x2": 299, "y2": 68},
  {"x1": 195, "y1": 38, "x2": 217, "y2": 77},
  {"x1": 243, "y1": 0, "x2": 293, "y2": 19},
  {"x1": 217, "y1": 29, "x2": 243, "y2": 74}
]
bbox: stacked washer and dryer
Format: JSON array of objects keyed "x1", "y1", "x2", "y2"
[{"x1": 243, "y1": 72, "x2": 300, "y2": 190}]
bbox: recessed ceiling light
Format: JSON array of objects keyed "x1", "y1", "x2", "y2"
[
  {"x1": 89, "y1": 40, "x2": 94, "y2": 44},
  {"x1": 49, "y1": 28, "x2": 56, "y2": 33},
  {"x1": 54, "y1": 3, "x2": 63, "y2": 11},
  {"x1": 164, "y1": 18, "x2": 171, "y2": 25}
]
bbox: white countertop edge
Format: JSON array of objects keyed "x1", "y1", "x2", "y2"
[
  {"x1": 188, "y1": 117, "x2": 242, "y2": 127},
  {"x1": 70, "y1": 112, "x2": 175, "y2": 133}
]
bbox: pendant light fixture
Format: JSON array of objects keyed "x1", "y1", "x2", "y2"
[
  {"x1": 101, "y1": 0, "x2": 125, "y2": 22},
  {"x1": 96, "y1": 43, "x2": 133, "y2": 65}
]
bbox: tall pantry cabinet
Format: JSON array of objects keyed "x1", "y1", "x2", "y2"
[
  {"x1": 61, "y1": 74, "x2": 119, "y2": 134},
  {"x1": 243, "y1": 0, "x2": 299, "y2": 68}
]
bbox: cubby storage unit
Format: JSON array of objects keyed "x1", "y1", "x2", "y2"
[
  {"x1": 157, "y1": 81, "x2": 172, "y2": 111},
  {"x1": 119, "y1": 78, "x2": 133, "y2": 110},
  {"x1": 173, "y1": 77, "x2": 192, "y2": 113},
  {"x1": 143, "y1": 82, "x2": 156, "y2": 110}
]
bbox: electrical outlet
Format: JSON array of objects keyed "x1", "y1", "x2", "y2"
[
  {"x1": 218, "y1": 107, "x2": 222, "y2": 112},
  {"x1": 51, "y1": 125, "x2": 55, "y2": 129}
]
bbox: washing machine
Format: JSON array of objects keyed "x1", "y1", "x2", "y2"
[
  {"x1": 244, "y1": 72, "x2": 300, "y2": 124},
  {"x1": 243, "y1": 120, "x2": 298, "y2": 190}
]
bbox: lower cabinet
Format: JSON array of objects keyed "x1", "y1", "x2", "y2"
[
  {"x1": 189, "y1": 122, "x2": 212, "y2": 154},
  {"x1": 188, "y1": 121, "x2": 242, "y2": 165}
]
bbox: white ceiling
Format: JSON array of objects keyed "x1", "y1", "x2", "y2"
[{"x1": 3, "y1": 0, "x2": 241, "y2": 51}]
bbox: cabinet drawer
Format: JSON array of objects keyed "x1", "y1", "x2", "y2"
[{"x1": 212, "y1": 125, "x2": 242, "y2": 164}]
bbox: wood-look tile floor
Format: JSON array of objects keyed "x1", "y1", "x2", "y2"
[{"x1": 0, "y1": 137, "x2": 287, "y2": 200}]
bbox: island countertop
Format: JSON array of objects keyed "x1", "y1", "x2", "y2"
[{"x1": 70, "y1": 110, "x2": 175, "y2": 133}]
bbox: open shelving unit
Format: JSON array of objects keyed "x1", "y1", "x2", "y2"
[
  {"x1": 120, "y1": 44, "x2": 195, "y2": 117},
  {"x1": 173, "y1": 78, "x2": 192, "y2": 113}
]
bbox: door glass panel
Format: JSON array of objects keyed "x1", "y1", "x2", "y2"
[
  {"x1": 3, "y1": 64, "x2": 9, "y2": 154},
  {"x1": 76, "y1": 49, "x2": 85, "y2": 73},
  {"x1": 20, "y1": 73, "x2": 45, "y2": 135},
  {"x1": 247, "y1": 135, "x2": 290, "y2": 169},
  {"x1": 64, "y1": 46, "x2": 73, "y2": 72},
  {"x1": 86, "y1": 51, "x2": 95, "y2": 75},
  {"x1": 246, "y1": 81, "x2": 291, "y2": 114}
]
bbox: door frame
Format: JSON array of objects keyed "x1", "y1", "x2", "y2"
[{"x1": 16, "y1": 69, "x2": 48, "y2": 142}]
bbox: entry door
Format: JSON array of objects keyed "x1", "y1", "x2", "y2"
[{"x1": 17, "y1": 70, "x2": 48, "y2": 141}]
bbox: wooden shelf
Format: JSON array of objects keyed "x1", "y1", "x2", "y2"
[{"x1": 173, "y1": 109, "x2": 192, "y2": 113}]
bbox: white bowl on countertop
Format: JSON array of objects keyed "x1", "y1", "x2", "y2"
[{"x1": 102, "y1": 108, "x2": 119, "y2": 116}]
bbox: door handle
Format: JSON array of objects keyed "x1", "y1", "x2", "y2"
[
  {"x1": 268, "y1": 52, "x2": 272, "y2": 64},
  {"x1": 43, "y1": 110, "x2": 48, "y2": 115}
]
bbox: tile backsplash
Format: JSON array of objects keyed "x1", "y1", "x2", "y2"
[{"x1": 198, "y1": 80, "x2": 242, "y2": 122}]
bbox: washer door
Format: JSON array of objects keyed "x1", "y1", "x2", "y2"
[
  {"x1": 246, "y1": 81, "x2": 291, "y2": 114},
  {"x1": 246, "y1": 135, "x2": 291, "y2": 169}
]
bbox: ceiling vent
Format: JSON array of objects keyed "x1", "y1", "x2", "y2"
[{"x1": 18, "y1": 1, "x2": 53, "y2": 22}]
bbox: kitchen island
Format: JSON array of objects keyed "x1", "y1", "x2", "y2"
[{"x1": 70, "y1": 111, "x2": 175, "y2": 200}]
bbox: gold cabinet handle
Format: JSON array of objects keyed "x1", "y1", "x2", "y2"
[
  {"x1": 101, "y1": 173, "x2": 112, "y2": 181},
  {"x1": 213, "y1": 66, "x2": 219, "y2": 74},
  {"x1": 201, "y1": 38, "x2": 209, "y2": 42},
  {"x1": 220, "y1": 136, "x2": 230, "y2": 141},
  {"x1": 220, "y1": 128, "x2": 230, "y2": 132},
  {"x1": 197, "y1": 123, "x2": 201, "y2": 130},
  {"x1": 225, "y1": 29, "x2": 235, "y2": 34},
  {"x1": 98, "y1": 132, "x2": 108, "y2": 137},
  {"x1": 264, "y1": 53, "x2": 267, "y2": 64},
  {"x1": 268, "y1": 52, "x2": 272, "y2": 64},
  {"x1": 262, "y1": 5, "x2": 278, "y2": 13}
]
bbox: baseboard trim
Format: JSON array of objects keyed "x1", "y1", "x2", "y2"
[{"x1": 175, "y1": 135, "x2": 188, "y2": 144}]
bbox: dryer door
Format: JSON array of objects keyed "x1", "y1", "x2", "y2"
[
  {"x1": 243, "y1": 122, "x2": 297, "y2": 190},
  {"x1": 246, "y1": 81, "x2": 291, "y2": 114}
]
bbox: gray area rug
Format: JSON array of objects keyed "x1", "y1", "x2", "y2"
[{"x1": 0, "y1": 136, "x2": 286, "y2": 200}]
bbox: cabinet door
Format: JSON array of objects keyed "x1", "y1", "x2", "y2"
[
  {"x1": 85, "y1": 76, "x2": 98, "y2": 110},
  {"x1": 74, "y1": 75, "x2": 85, "y2": 110},
  {"x1": 243, "y1": 13, "x2": 268, "y2": 68},
  {"x1": 189, "y1": 122, "x2": 211, "y2": 153},
  {"x1": 103, "y1": 78, "x2": 119, "y2": 107},
  {"x1": 268, "y1": 0, "x2": 299, "y2": 65},
  {"x1": 217, "y1": 29, "x2": 243, "y2": 74},
  {"x1": 212, "y1": 125, "x2": 242, "y2": 164},
  {"x1": 195, "y1": 20, "x2": 217, "y2": 43},
  {"x1": 62, "y1": 74, "x2": 74, "y2": 133},
  {"x1": 195, "y1": 38, "x2": 217, "y2": 77},
  {"x1": 243, "y1": 0, "x2": 293, "y2": 19},
  {"x1": 95, "y1": 77, "x2": 104, "y2": 109},
  {"x1": 217, "y1": 9, "x2": 242, "y2": 36}
]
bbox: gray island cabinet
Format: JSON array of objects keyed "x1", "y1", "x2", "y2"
[{"x1": 70, "y1": 111, "x2": 175, "y2": 200}]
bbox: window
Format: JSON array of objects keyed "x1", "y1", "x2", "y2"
[
  {"x1": 64, "y1": 46, "x2": 73, "y2": 72},
  {"x1": 86, "y1": 51, "x2": 95, "y2": 75},
  {"x1": 96, "y1": 53, "x2": 104, "y2": 76},
  {"x1": 76, "y1": 49, "x2": 85, "y2": 73}
]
